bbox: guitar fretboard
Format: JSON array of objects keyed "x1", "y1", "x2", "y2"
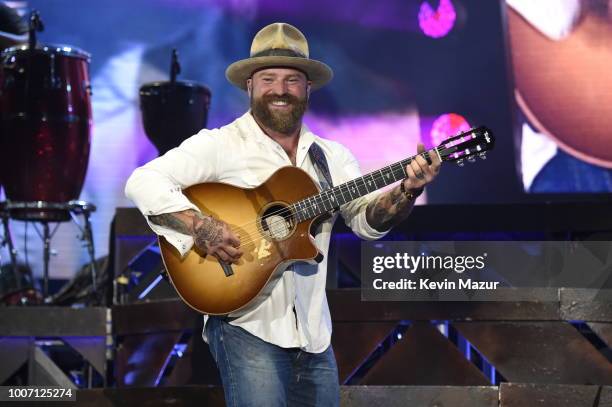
[{"x1": 291, "y1": 149, "x2": 437, "y2": 222}]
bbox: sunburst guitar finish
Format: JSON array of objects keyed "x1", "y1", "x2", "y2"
[{"x1": 159, "y1": 166, "x2": 320, "y2": 315}]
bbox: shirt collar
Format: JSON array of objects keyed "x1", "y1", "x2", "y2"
[{"x1": 239, "y1": 111, "x2": 317, "y2": 166}]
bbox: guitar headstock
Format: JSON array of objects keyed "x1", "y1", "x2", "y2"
[{"x1": 435, "y1": 126, "x2": 495, "y2": 166}]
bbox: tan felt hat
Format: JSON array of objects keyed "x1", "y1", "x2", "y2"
[{"x1": 226, "y1": 22, "x2": 333, "y2": 91}]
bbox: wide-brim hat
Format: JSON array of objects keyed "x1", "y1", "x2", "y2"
[{"x1": 226, "y1": 22, "x2": 333, "y2": 91}]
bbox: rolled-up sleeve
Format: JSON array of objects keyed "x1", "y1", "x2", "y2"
[
  {"x1": 125, "y1": 129, "x2": 222, "y2": 256},
  {"x1": 335, "y1": 145, "x2": 390, "y2": 241}
]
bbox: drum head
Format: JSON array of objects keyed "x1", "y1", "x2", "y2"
[
  {"x1": 2, "y1": 43, "x2": 91, "y2": 61},
  {"x1": 139, "y1": 80, "x2": 211, "y2": 97}
]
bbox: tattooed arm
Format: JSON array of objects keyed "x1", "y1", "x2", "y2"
[
  {"x1": 366, "y1": 184, "x2": 420, "y2": 232},
  {"x1": 149, "y1": 209, "x2": 242, "y2": 263},
  {"x1": 366, "y1": 143, "x2": 441, "y2": 232}
]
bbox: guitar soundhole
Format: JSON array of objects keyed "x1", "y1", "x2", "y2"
[{"x1": 258, "y1": 203, "x2": 296, "y2": 241}]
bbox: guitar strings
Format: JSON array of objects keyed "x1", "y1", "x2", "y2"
[{"x1": 227, "y1": 148, "x2": 444, "y2": 249}]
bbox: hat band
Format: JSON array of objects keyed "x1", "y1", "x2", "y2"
[{"x1": 251, "y1": 48, "x2": 307, "y2": 59}]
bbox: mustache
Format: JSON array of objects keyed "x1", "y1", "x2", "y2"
[{"x1": 261, "y1": 94, "x2": 302, "y2": 104}]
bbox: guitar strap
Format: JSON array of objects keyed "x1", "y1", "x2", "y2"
[
  {"x1": 305, "y1": 142, "x2": 334, "y2": 259},
  {"x1": 308, "y1": 142, "x2": 334, "y2": 189}
]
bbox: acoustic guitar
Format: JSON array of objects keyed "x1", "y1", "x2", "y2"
[
  {"x1": 159, "y1": 126, "x2": 495, "y2": 315},
  {"x1": 507, "y1": 4, "x2": 612, "y2": 167}
]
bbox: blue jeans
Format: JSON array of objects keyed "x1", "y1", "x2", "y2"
[{"x1": 205, "y1": 317, "x2": 340, "y2": 407}]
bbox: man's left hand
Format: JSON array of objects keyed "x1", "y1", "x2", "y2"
[{"x1": 402, "y1": 142, "x2": 441, "y2": 193}]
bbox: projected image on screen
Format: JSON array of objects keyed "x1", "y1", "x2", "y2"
[{"x1": 506, "y1": 0, "x2": 612, "y2": 193}]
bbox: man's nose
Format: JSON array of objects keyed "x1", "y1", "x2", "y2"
[{"x1": 270, "y1": 80, "x2": 288, "y2": 95}]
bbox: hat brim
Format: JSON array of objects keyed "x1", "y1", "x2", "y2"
[{"x1": 226, "y1": 56, "x2": 333, "y2": 91}]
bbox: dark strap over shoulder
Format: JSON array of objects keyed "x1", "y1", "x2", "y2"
[{"x1": 308, "y1": 142, "x2": 334, "y2": 189}]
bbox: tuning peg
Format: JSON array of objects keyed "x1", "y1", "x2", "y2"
[
  {"x1": 456, "y1": 159, "x2": 465, "y2": 167},
  {"x1": 467, "y1": 156, "x2": 476, "y2": 163},
  {"x1": 479, "y1": 152, "x2": 487, "y2": 160}
]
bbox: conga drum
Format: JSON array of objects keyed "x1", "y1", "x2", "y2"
[
  {"x1": 139, "y1": 81, "x2": 211, "y2": 156},
  {"x1": 0, "y1": 44, "x2": 92, "y2": 221}
]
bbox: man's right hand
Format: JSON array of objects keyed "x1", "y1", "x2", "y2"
[
  {"x1": 149, "y1": 209, "x2": 242, "y2": 264},
  {"x1": 191, "y1": 213, "x2": 242, "y2": 264}
]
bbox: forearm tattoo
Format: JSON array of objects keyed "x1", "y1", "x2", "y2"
[
  {"x1": 149, "y1": 211, "x2": 224, "y2": 247},
  {"x1": 366, "y1": 185, "x2": 415, "y2": 232},
  {"x1": 149, "y1": 213, "x2": 192, "y2": 235}
]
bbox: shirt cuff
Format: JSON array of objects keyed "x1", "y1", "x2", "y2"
[
  {"x1": 353, "y1": 208, "x2": 390, "y2": 240},
  {"x1": 140, "y1": 197, "x2": 201, "y2": 257},
  {"x1": 146, "y1": 219, "x2": 195, "y2": 258}
]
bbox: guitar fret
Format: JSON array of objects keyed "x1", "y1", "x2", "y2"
[
  {"x1": 298, "y1": 200, "x2": 305, "y2": 222},
  {"x1": 400, "y1": 160, "x2": 410, "y2": 178},
  {"x1": 331, "y1": 187, "x2": 342, "y2": 206},
  {"x1": 318, "y1": 193, "x2": 327, "y2": 212},
  {"x1": 389, "y1": 165, "x2": 399, "y2": 181},
  {"x1": 392, "y1": 163, "x2": 405, "y2": 181},
  {"x1": 381, "y1": 168, "x2": 392, "y2": 187},
  {"x1": 304, "y1": 199, "x2": 309, "y2": 219},
  {"x1": 308, "y1": 197, "x2": 316, "y2": 217},
  {"x1": 314, "y1": 194, "x2": 323, "y2": 213},
  {"x1": 316, "y1": 194, "x2": 328, "y2": 213},
  {"x1": 382, "y1": 166, "x2": 393, "y2": 183},
  {"x1": 330, "y1": 189, "x2": 339, "y2": 207},
  {"x1": 372, "y1": 173, "x2": 381, "y2": 189},
  {"x1": 338, "y1": 184, "x2": 349, "y2": 205},
  {"x1": 293, "y1": 202, "x2": 299, "y2": 223},
  {"x1": 356, "y1": 177, "x2": 369, "y2": 196},
  {"x1": 323, "y1": 191, "x2": 334, "y2": 211},
  {"x1": 366, "y1": 174, "x2": 376, "y2": 192},
  {"x1": 346, "y1": 181, "x2": 355, "y2": 200}
]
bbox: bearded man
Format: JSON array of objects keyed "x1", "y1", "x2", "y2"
[{"x1": 125, "y1": 22, "x2": 440, "y2": 407}]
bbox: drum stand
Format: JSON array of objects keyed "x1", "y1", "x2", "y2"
[{"x1": 4, "y1": 200, "x2": 98, "y2": 300}]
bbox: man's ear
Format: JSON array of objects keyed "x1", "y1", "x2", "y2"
[
  {"x1": 246, "y1": 78, "x2": 253, "y2": 98},
  {"x1": 307, "y1": 83, "x2": 312, "y2": 99}
]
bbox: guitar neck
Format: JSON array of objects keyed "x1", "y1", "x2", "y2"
[{"x1": 292, "y1": 148, "x2": 440, "y2": 222}]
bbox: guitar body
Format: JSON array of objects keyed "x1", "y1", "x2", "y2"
[
  {"x1": 508, "y1": 7, "x2": 612, "y2": 167},
  {"x1": 159, "y1": 166, "x2": 321, "y2": 315}
]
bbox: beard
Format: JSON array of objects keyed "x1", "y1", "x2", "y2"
[{"x1": 251, "y1": 93, "x2": 308, "y2": 134}]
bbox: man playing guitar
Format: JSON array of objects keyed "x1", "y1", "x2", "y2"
[{"x1": 125, "y1": 22, "x2": 441, "y2": 407}]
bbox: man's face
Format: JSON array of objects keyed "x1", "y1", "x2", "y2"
[{"x1": 248, "y1": 68, "x2": 310, "y2": 135}]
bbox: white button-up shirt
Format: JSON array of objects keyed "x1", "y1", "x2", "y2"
[{"x1": 125, "y1": 112, "x2": 388, "y2": 353}]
